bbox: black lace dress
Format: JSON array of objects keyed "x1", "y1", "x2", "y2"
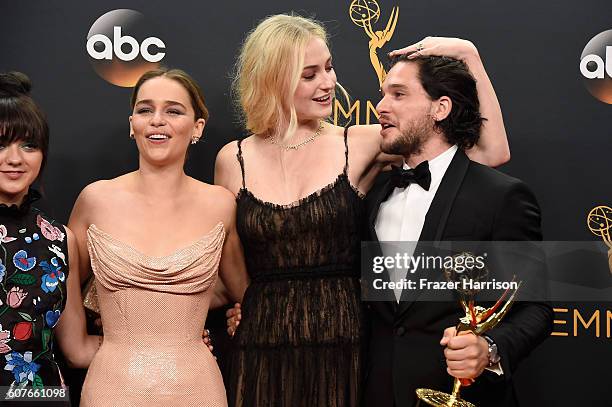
[
  {"x1": 227, "y1": 129, "x2": 364, "y2": 407},
  {"x1": 0, "y1": 191, "x2": 70, "y2": 406}
]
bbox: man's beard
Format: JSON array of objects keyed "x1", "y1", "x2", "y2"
[{"x1": 381, "y1": 116, "x2": 432, "y2": 157}]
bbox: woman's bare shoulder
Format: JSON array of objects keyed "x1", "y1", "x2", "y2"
[
  {"x1": 190, "y1": 180, "x2": 237, "y2": 227},
  {"x1": 216, "y1": 135, "x2": 260, "y2": 163},
  {"x1": 80, "y1": 173, "x2": 133, "y2": 200},
  {"x1": 193, "y1": 178, "x2": 233, "y2": 197},
  {"x1": 348, "y1": 124, "x2": 382, "y2": 144}
]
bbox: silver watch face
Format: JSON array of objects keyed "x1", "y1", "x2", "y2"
[
  {"x1": 484, "y1": 336, "x2": 500, "y2": 365},
  {"x1": 489, "y1": 342, "x2": 500, "y2": 364}
]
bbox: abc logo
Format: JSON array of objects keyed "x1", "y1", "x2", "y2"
[
  {"x1": 580, "y1": 29, "x2": 612, "y2": 104},
  {"x1": 86, "y1": 9, "x2": 166, "y2": 87}
]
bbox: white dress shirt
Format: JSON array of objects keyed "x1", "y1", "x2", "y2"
[
  {"x1": 375, "y1": 145, "x2": 458, "y2": 301},
  {"x1": 374, "y1": 144, "x2": 503, "y2": 375}
]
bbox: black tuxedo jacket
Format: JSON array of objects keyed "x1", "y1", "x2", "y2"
[{"x1": 362, "y1": 150, "x2": 553, "y2": 407}]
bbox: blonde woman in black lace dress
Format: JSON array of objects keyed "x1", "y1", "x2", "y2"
[{"x1": 215, "y1": 14, "x2": 510, "y2": 407}]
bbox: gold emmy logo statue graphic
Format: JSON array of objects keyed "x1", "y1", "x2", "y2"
[
  {"x1": 587, "y1": 205, "x2": 612, "y2": 274},
  {"x1": 349, "y1": 0, "x2": 399, "y2": 88},
  {"x1": 416, "y1": 253, "x2": 521, "y2": 407}
]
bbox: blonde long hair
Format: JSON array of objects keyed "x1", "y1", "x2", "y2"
[{"x1": 233, "y1": 14, "x2": 346, "y2": 140}]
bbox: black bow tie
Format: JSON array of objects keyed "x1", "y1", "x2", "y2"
[{"x1": 390, "y1": 161, "x2": 431, "y2": 191}]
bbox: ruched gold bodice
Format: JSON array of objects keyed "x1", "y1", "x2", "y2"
[{"x1": 81, "y1": 223, "x2": 227, "y2": 407}]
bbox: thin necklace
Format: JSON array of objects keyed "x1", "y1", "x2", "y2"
[{"x1": 269, "y1": 120, "x2": 324, "y2": 151}]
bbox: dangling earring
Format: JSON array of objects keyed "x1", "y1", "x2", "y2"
[{"x1": 191, "y1": 137, "x2": 200, "y2": 145}]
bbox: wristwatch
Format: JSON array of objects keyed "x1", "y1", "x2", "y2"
[{"x1": 483, "y1": 335, "x2": 501, "y2": 366}]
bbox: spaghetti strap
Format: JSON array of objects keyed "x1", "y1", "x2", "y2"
[
  {"x1": 343, "y1": 126, "x2": 350, "y2": 175},
  {"x1": 236, "y1": 139, "x2": 246, "y2": 189}
]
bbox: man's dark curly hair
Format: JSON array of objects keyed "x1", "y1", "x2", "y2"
[{"x1": 388, "y1": 54, "x2": 484, "y2": 149}]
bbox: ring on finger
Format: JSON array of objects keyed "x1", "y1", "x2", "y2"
[{"x1": 416, "y1": 42, "x2": 425, "y2": 52}]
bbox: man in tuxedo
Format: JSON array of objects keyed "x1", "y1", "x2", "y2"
[{"x1": 363, "y1": 55, "x2": 553, "y2": 407}]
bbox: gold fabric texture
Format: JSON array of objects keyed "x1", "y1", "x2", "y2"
[
  {"x1": 81, "y1": 223, "x2": 227, "y2": 407},
  {"x1": 82, "y1": 275, "x2": 100, "y2": 315}
]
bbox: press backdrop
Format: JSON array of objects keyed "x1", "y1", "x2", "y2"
[{"x1": 1, "y1": 1, "x2": 610, "y2": 405}]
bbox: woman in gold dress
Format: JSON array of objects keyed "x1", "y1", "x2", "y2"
[{"x1": 69, "y1": 69, "x2": 248, "y2": 406}]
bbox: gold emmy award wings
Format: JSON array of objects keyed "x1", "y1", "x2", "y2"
[{"x1": 349, "y1": 0, "x2": 399, "y2": 88}]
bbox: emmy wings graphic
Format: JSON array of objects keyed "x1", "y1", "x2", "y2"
[
  {"x1": 587, "y1": 205, "x2": 612, "y2": 273},
  {"x1": 349, "y1": 0, "x2": 399, "y2": 88}
]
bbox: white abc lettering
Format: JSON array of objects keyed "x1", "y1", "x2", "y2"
[
  {"x1": 580, "y1": 46, "x2": 612, "y2": 79},
  {"x1": 113, "y1": 26, "x2": 139, "y2": 61},
  {"x1": 140, "y1": 37, "x2": 166, "y2": 63},
  {"x1": 607, "y1": 46, "x2": 612, "y2": 77},
  {"x1": 86, "y1": 34, "x2": 113, "y2": 60},
  {"x1": 86, "y1": 26, "x2": 166, "y2": 63}
]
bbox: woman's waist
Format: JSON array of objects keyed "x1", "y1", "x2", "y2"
[
  {"x1": 97, "y1": 336, "x2": 208, "y2": 351},
  {"x1": 90, "y1": 341, "x2": 214, "y2": 374},
  {"x1": 84, "y1": 343, "x2": 221, "y2": 393}
]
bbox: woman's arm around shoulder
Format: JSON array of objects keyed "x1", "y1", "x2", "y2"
[
  {"x1": 209, "y1": 185, "x2": 248, "y2": 307},
  {"x1": 459, "y1": 43, "x2": 510, "y2": 167},
  {"x1": 54, "y1": 227, "x2": 102, "y2": 369},
  {"x1": 346, "y1": 124, "x2": 401, "y2": 193},
  {"x1": 389, "y1": 37, "x2": 510, "y2": 166}
]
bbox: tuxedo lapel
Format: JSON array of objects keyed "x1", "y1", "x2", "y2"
[
  {"x1": 420, "y1": 150, "x2": 469, "y2": 242},
  {"x1": 364, "y1": 171, "x2": 398, "y2": 313},
  {"x1": 395, "y1": 150, "x2": 470, "y2": 319},
  {"x1": 367, "y1": 171, "x2": 393, "y2": 238}
]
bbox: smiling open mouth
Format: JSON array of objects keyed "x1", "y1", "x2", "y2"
[
  {"x1": 146, "y1": 134, "x2": 170, "y2": 140},
  {"x1": 313, "y1": 95, "x2": 331, "y2": 102}
]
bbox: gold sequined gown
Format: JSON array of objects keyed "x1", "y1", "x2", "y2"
[{"x1": 81, "y1": 223, "x2": 227, "y2": 407}]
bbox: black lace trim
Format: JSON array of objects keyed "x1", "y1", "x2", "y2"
[
  {"x1": 236, "y1": 173, "x2": 364, "y2": 211},
  {"x1": 0, "y1": 189, "x2": 41, "y2": 216}
]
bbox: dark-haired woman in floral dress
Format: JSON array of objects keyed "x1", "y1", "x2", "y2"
[{"x1": 0, "y1": 71, "x2": 100, "y2": 406}]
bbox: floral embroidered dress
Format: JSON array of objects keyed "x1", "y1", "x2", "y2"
[{"x1": 0, "y1": 190, "x2": 68, "y2": 394}]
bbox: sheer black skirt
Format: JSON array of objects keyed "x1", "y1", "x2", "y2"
[{"x1": 227, "y1": 275, "x2": 363, "y2": 407}]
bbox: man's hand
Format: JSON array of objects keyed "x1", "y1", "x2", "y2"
[
  {"x1": 226, "y1": 303, "x2": 242, "y2": 337},
  {"x1": 440, "y1": 327, "x2": 489, "y2": 380},
  {"x1": 202, "y1": 329, "x2": 214, "y2": 353}
]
